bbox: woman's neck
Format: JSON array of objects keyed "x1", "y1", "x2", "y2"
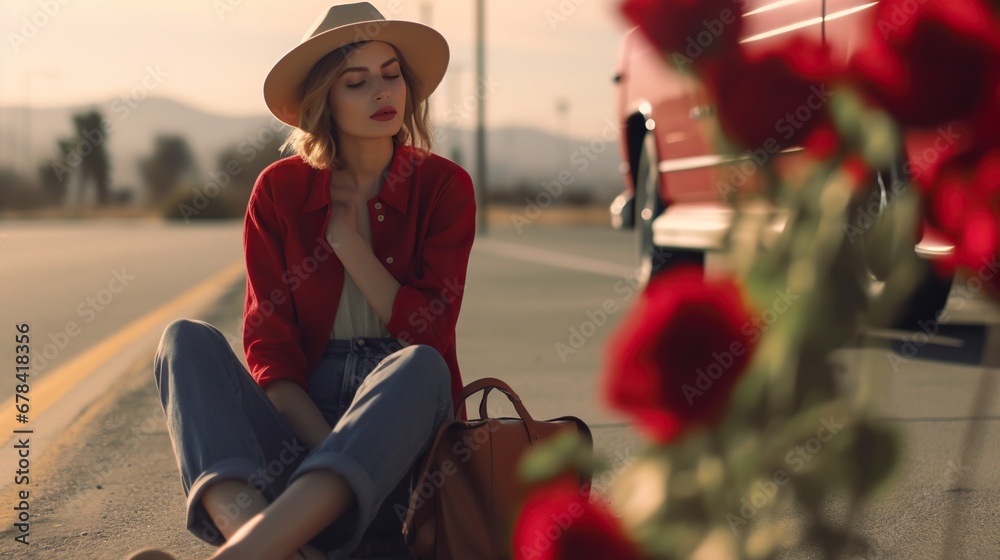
[{"x1": 332, "y1": 138, "x2": 397, "y2": 194}]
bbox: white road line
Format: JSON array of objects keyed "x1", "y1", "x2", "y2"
[
  {"x1": 475, "y1": 239, "x2": 635, "y2": 278},
  {"x1": 0, "y1": 261, "x2": 245, "y2": 529}
]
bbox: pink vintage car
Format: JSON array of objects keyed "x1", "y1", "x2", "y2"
[{"x1": 610, "y1": 0, "x2": 956, "y2": 326}]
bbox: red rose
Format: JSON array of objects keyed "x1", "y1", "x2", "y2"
[
  {"x1": 971, "y1": 79, "x2": 1000, "y2": 155},
  {"x1": 903, "y1": 123, "x2": 974, "y2": 190},
  {"x1": 602, "y1": 266, "x2": 757, "y2": 443},
  {"x1": 512, "y1": 477, "x2": 646, "y2": 560},
  {"x1": 619, "y1": 0, "x2": 744, "y2": 65},
  {"x1": 701, "y1": 36, "x2": 841, "y2": 152},
  {"x1": 923, "y1": 148, "x2": 1000, "y2": 297},
  {"x1": 802, "y1": 124, "x2": 842, "y2": 160},
  {"x1": 849, "y1": 0, "x2": 1000, "y2": 129}
]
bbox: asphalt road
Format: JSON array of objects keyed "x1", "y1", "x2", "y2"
[
  {"x1": 0, "y1": 216, "x2": 998, "y2": 559},
  {"x1": 0, "y1": 219, "x2": 243, "y2": 387}
]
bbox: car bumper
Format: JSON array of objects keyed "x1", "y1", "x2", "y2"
[{"x1": 651, "y1": 201, "x2": 954, "y2": 258}]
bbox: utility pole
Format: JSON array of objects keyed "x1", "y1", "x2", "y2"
[
  {"x1": 22, "y1": 73, "x2": 30, "y2": 174},
  {"x1": 556, "y1": 97, "x2": 569, "y2": 174},
  {"x1": 420, "y1": 2, "x2": 431, "y2": 24},
  {"x1": 476, "y1": 0, "x2": 488, "y2": 235},
  {"x1": 448, "y1": 64, "x2": 464, "y2": 168},
  {"x1": 421, "y1": 2, "x2": 433, "y2": 124}
]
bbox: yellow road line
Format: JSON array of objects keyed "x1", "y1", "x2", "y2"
[{"x1": 0, "y1": 260, "x2": 244, "y2": 437}]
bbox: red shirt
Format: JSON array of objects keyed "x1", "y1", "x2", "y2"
[{"x1": 242, "y1": 142, "x2": 476, "y2": 421}]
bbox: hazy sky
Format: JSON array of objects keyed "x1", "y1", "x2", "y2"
[{"x1": 0, "y1": 0, "x2": 633, "y2": 139}]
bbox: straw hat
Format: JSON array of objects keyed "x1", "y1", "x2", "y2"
[{"x1": 262, "y1": 2, "x2": 449, "y2": 128}]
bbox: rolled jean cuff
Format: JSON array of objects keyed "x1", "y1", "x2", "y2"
[
  {"x1": 185, "y1": 457, "x2": 262, "y2": 547},
  {"x1": 286, "y1": 451, "x2": 376, "y2": 556}
]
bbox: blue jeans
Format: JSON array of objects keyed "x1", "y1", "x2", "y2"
[{"x1": 152, "y1": 319, "x2": 454, "y2": 559}]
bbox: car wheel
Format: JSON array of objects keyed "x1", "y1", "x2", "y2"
[
  {"x1": 634, "y1": 133, "x2": 702, "y2": 285},
  {"x1": 854, "y1": 163, "x2": 896, "y2": 302},
  {"x1": 852, "y1": 155, "x2": 953, "y2": 329}
]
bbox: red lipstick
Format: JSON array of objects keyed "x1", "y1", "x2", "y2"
[{"x1": 370, "y1": 107, "x2": 397, "y2": 120}]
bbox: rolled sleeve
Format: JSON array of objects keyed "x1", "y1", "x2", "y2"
[
  {"x1": 242, "y1": 172, "x2": 309, "y2": 392},
  {"x1": 385, "y1": 168, "x2": 476, "y2": 355}
]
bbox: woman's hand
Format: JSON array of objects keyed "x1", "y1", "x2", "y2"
[{"x1": 326, "y1": 201, "x2": 359, "y2": 246}]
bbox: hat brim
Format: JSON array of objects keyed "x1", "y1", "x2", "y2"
[{"x1": 263, "y1": 20, "x2": 449, "y2": 128}]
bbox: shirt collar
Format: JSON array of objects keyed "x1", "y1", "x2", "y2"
[{"x1": 303, "y1": 143, "x2": 411, "y2": 214}]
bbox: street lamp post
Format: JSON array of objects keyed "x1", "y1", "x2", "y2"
[
  {"x1": 22, "y1": 74, "x2": 29, "y2": 172},
  {"x1": 476, "y1": 0, "x2": 488, "y2": 236},
  {"x1": 556, "y1": 97, "x2": 569, "y2": 176}
]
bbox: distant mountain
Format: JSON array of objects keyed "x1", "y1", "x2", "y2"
[
  {"x1": 434, "y1": 124, "x2": 623, "y2": 202},
  {"x1": 0, "y1": 96, "x2": 623, "y2": 204}
]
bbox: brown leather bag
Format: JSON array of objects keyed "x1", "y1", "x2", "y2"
[{"x1": 401, "y1": 377, "x2": 594, "y2": 560}]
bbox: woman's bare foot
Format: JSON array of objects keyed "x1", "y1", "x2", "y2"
[{"x1": 203, "y1": 470, "x2": 353, "y2": 560}]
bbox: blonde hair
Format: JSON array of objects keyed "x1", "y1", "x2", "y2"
[{"x1": 279, "y1": 41, "x2": 434, "y2": 170}]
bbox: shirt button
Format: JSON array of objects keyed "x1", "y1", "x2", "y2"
[
  {"x1": 377, "y1": 215, "x2": 384, "y2": 222},
  {"x1": 386, "y1": 256, "x2": 394, "y2": 264},
  {"x1": 374, "y1": 202, "x2": 382, "y2": 209},
  {"x1": 357, "y1": 339, "x2": 365, "y2": 346}
]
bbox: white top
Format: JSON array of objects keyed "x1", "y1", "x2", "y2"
[{"x1": 329, "y1": 204, "x2": 392, "y2": 340}]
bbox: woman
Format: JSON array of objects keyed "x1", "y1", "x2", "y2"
[{"x1": 128, "y1": 3, "x2": 476, "y2": 559}]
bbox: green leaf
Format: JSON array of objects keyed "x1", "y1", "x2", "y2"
[
  {"x1": 517, "y1": 431, "x2": 596, "y2": 485},
  {"x1": 850, "y1": 421, "x2": 902, "y2": 500},
  {"x1": 859, "y1": 110, "x2": 901, "y2": 170},
  {"x1": 830, "y1": 86, "x2": 866, "y2": 143}
]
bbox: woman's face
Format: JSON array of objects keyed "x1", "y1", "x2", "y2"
[{"x1": 328, "y1": 41, "x2": 407, "y2": 141}]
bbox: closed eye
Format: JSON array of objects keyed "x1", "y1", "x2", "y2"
[{"x1": 347, "y1": 75, "x2": 401, "y2": 88}]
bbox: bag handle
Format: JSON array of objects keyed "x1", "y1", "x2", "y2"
[
  {"x1": 404, "y1": 378, "x2": 538, "y2": 549},
  {"x1": 458, "y1": 377, "x2": 541, "y2": 443}
]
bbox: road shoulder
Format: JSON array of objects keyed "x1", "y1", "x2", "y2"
[{"x1": 0, "y1": 280, "x2": 244, "y2": 559}]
